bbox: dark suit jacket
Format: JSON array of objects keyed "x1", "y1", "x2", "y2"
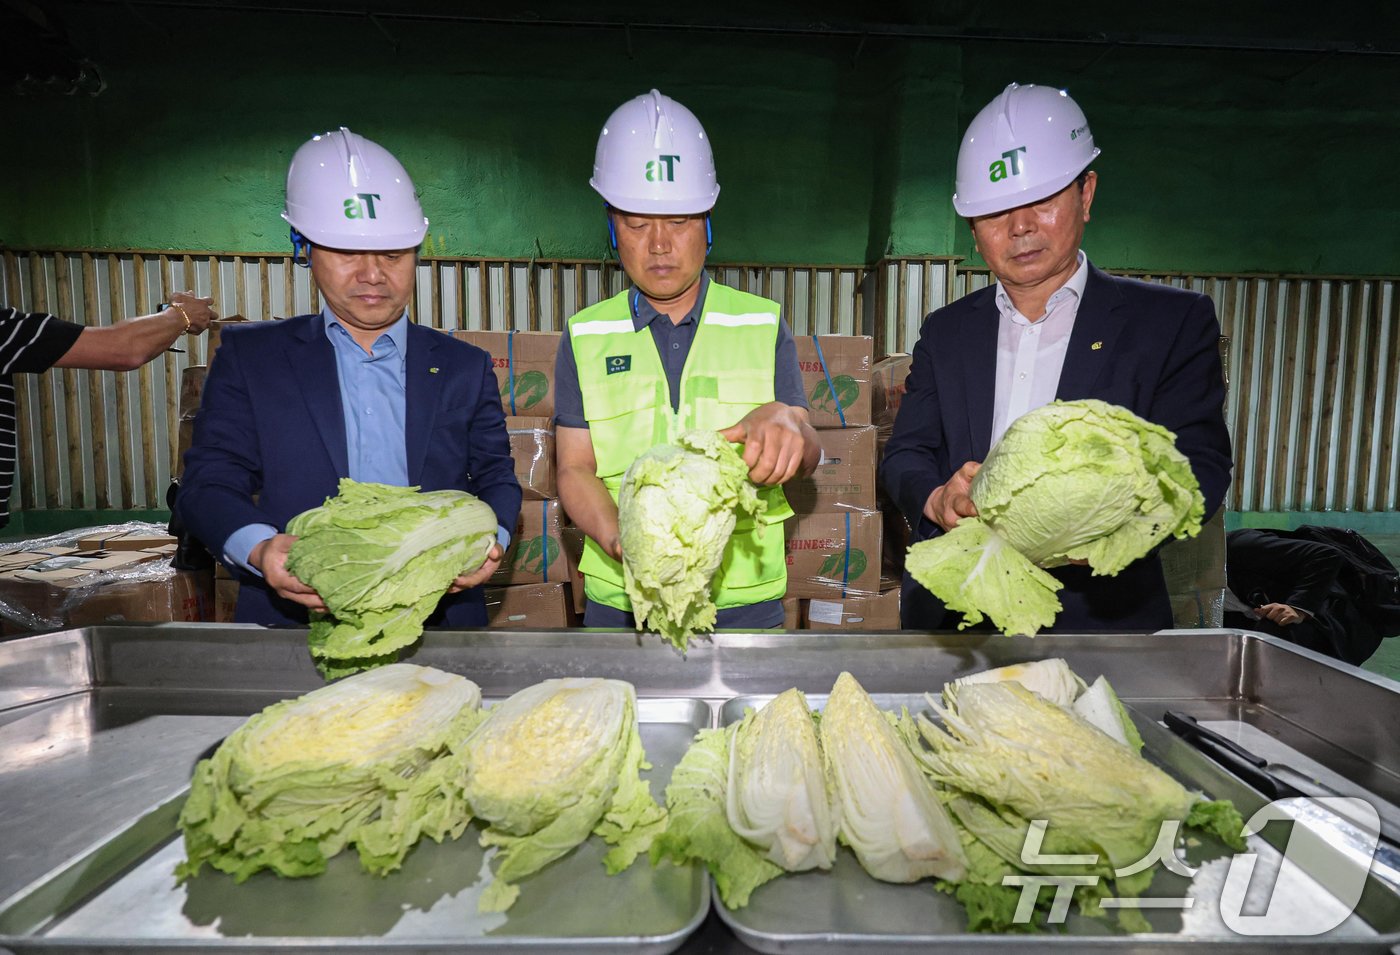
[
  {"x1": 177, "y1": 314, "x2": 522, "y2": 627},
  {"x1": 1224, "y1": 528, "x2": 1381, "y2": 664},
  {"x1": 882, "y1": 263, "x2": 1232, "y2": 632}
]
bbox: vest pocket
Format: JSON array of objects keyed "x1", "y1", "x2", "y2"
[{"x1": 692, "y1": 372, "x2": 775, "y2": 431}]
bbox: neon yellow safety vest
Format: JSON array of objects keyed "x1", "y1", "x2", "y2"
[{"x1": 569, "y1": 282, "x2": 794, "y2": 612}]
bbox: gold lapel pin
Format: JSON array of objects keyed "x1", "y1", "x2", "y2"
[
  {"x1": 429, "y1": 367, "x2": 440, "y2": 373},
  {"x1": 1090, "y1": 341, "x2": 1103, "y2": 351}
]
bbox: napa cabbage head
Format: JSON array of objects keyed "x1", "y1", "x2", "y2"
[
  {"x1": 617, "y1": 429, "x2": 765, "y2": 651},
  {"x1": 911, "y1": 669, "x2": 1244, "y2": 932},
  {"x1": 915, "y1": 680, "x2": 1196, "y2": 870},
  {"x1": 650, "y1": 724, "x2": 785, "y2": 909},
  {"x1": 951, "y1": 658, "x2": 1139, "y2": 750},
  {"x1": 461, "y1": 678, "x2": 666, "y2": 913},
  {"x1": 821, "y1": 672, "x2": 967, "y2": 883},
  {"x1": 727, "y1": 688, "x2": 839, "y2": 872},
  {"x1": 285, "y1": 479, "x2": 500, "y2": 675},
  {"x1": 176, "y1": 664, "x2": 483, "y2": 883},
  {"x1": 651, "y1": 688, "x2": 838, "y2": 909},
  {"x1": 906, "y1": 399, "x2": 1205, "y2": 635}
]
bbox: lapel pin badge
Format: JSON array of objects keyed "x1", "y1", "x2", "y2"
[
  {"x1": 429, "y1": 367, "x2": 440, "y2": 373},
  {"x1": 1090, "y1": 341, "x2": 1103, "y2": 351}
]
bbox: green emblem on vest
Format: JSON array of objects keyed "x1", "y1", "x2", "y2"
[{"x1": 606, "y1": 355, "x2": 631, "y2": 375}]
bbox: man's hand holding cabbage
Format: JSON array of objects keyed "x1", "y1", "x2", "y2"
[
  {"x1": 905, "y1": 399, "x2": 1206, "y2": 636},
  {"x1": 718, "y1": 401, "x2": 822, "y2": 487}
]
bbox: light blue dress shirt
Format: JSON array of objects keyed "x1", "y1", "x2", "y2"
[{"x1": 223, "y1": 309, "x2": 508, "y2": 576}]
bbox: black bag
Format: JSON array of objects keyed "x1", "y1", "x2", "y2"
[{"x1": 1290, "y1": 525, "x2": 1400, "y2": 638}]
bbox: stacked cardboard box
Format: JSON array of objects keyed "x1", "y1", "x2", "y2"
[
  {"x1": 177, "y1": 316, "x2": 249, "y2": 477},
  {"x1": 175, "y1": 364, "x2": 205, "y2": 479},
  {"x1": 784, "y1": 425, "x2": 878, "y2": 516},
  {"x1": 452, "y1": 330, "x2": 577, "y2": 621},
  {"x1": 0, "y1": 528, "x2": 212, "y2": 634},
  {"x1": 795, "y1": 335, "x2": 873, "y2": 429},
  {"x1": 204, "y1": 315, "x2": 248, "y2": 363},
  {"x1": 781, "y1": 335, "x2": 881, "y2": 628},
  {"x1": 492, "y1": 498, "x2": 569, "y2": 587},
  {"x1": 507, "y1": 416, "x2": 556, "y2": 500},
  {"x1": 484, "y1": 581, "x2": 577, "y2": 629},
  {"x1": 783, "y1": 509, "x2": 882, "y2": 600},
  {"x1": 803, "y1": 586, "x2": 901, "y2": 630},
  {"x1": 871, "y1": 353, "x2": 915, "y2": 591},
  {"x1": 871, "y1": 353, "x2": 913, "y2": 436},
  {"x1": 453, "y1": 330, "x2": 561, "y2": 419},
  {"x1": 214, "y1": 563, "x2": 239, "y2": 623}
]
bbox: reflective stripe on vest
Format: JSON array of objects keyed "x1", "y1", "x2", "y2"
[{"x1": 569, "y1": 283, "x2": 793, "y2": 611}]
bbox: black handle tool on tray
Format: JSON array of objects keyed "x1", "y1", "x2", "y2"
[{"x1": 1164, "y1": 709, "x2": 1400, "y2": 848}]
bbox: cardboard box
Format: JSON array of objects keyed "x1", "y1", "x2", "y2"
[
  {"x1": 485, "y1": 582, "x2": 576, "y2": 629},
  {"x1": 205, "y1": 316, "x2": 248, "y2": 365},
  {"x1": 0, "y1": 556, "x2": 213, "y2": 633},
  {"x1": 8, "y1": 551, "x2": 164, "y2": 578},
  {"x1": 785, "y1": 425, "x2": 877, "y2": 514},
  {"x1": 0, "y1": 548, "x2": 82, "y2": 571},
  {"x1": 561, "y1": 525, "x2": 588, "y2": 615},
  {"x1": 804, "y1": 586, "x2": 901, "y2": 630},
  {"x1": 507, "y1": 415, "x2": 556, "y2": 500},
  {"x1": 454, "y1": 330, "x2": 562, "y2": 419},
  {"x1": 783, "y1": 509, "x2": 882, "y2": 599},
  {"x1": 179, "y1": 365, "x2": 207, "y2": 419},
  {"x1": 871, "y1": 353, "x2": 913, "y2": 430},
  {"x1": 493, "y1": 498, "x2": 568, "y2": 586},
  {"x1": 176, "y1": 418, "x2": 196, "y2": 479},
  {"x1": 214, "y1": 576, "x2": 240, "y2": 623},
  {"x1": 794, "y1": 335, "x2": 873, "y2": 428},
  {"x1": 74, "y1": 529, "x2": 177, "y2": 552},
  {"x1": 781, "y1": 595, "x2": 803, "y2": 629}
]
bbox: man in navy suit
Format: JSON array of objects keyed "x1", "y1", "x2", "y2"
[
  {"x1": 178, "y1": 128, "x2": 521, "y2": 627},
  {"x1": 882, "y1": 83, "x2": 1231, "y2": 632}
]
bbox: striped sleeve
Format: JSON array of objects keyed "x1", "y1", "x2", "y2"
[{"x1": 0, "y1": 307, "x2": 84, "y2": 374}]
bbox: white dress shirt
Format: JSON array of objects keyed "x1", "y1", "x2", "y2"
[{"x1": 989, "y1": 250, "x2": 1090, "y2": 448}]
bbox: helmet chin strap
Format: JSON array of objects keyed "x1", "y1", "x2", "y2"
[{"x1": 290, "y1": 228, "x2": 312, "y2": 268}]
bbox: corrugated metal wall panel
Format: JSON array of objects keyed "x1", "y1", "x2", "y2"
[
  {"x1": 901, "y1": 264, "x2": 1399, "y2": 512},
  {"x1": 2, "y1": 250, "x2": 874, "y2": 512},
  {"x1": 2, "y1": 248, "x2": 1395, "y2": 515}
]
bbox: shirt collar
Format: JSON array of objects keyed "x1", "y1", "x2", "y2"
[
  {"x1": 629, "y1": 271, "x2": 710, "y2": 332},
  {"x1": 994, "y1": 249, "x2": 1089, "y2": 324},
  {"x1": 322, "y1": 306, "x2": 409, "y2": 356}
]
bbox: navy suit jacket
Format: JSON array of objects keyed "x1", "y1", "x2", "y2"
[
  {"x1": 882, "y1": 263, "x2": 1232, "y2": 632},
  {"x1": 178, "y1": 314, "x2": 522, "y2": 628}
]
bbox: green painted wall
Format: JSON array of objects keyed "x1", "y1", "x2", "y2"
[{"x1": 1, "y1": 9, "x2": 1395, "y2": 273}]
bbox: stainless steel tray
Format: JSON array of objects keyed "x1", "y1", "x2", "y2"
[
  {"x1": 2, "y1": 624, "x2": 1399, "y2": 953},
  {"x1": 0, "y1": 654, "x2": 708, "y2": 952},
  {"x1": 713, "y1": 692, "x2": 1400, "y2": 952}
]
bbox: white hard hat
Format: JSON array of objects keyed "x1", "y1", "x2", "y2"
[
  {"x1": 589, "y1": 89, "x2": 720, "y2": 215},
  {"x1": 282, "y1": 127, "x2": 429, "y2": 250},
  {"x1": 952, "y1": 83, "x2": 1101, "y2": 218}
]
